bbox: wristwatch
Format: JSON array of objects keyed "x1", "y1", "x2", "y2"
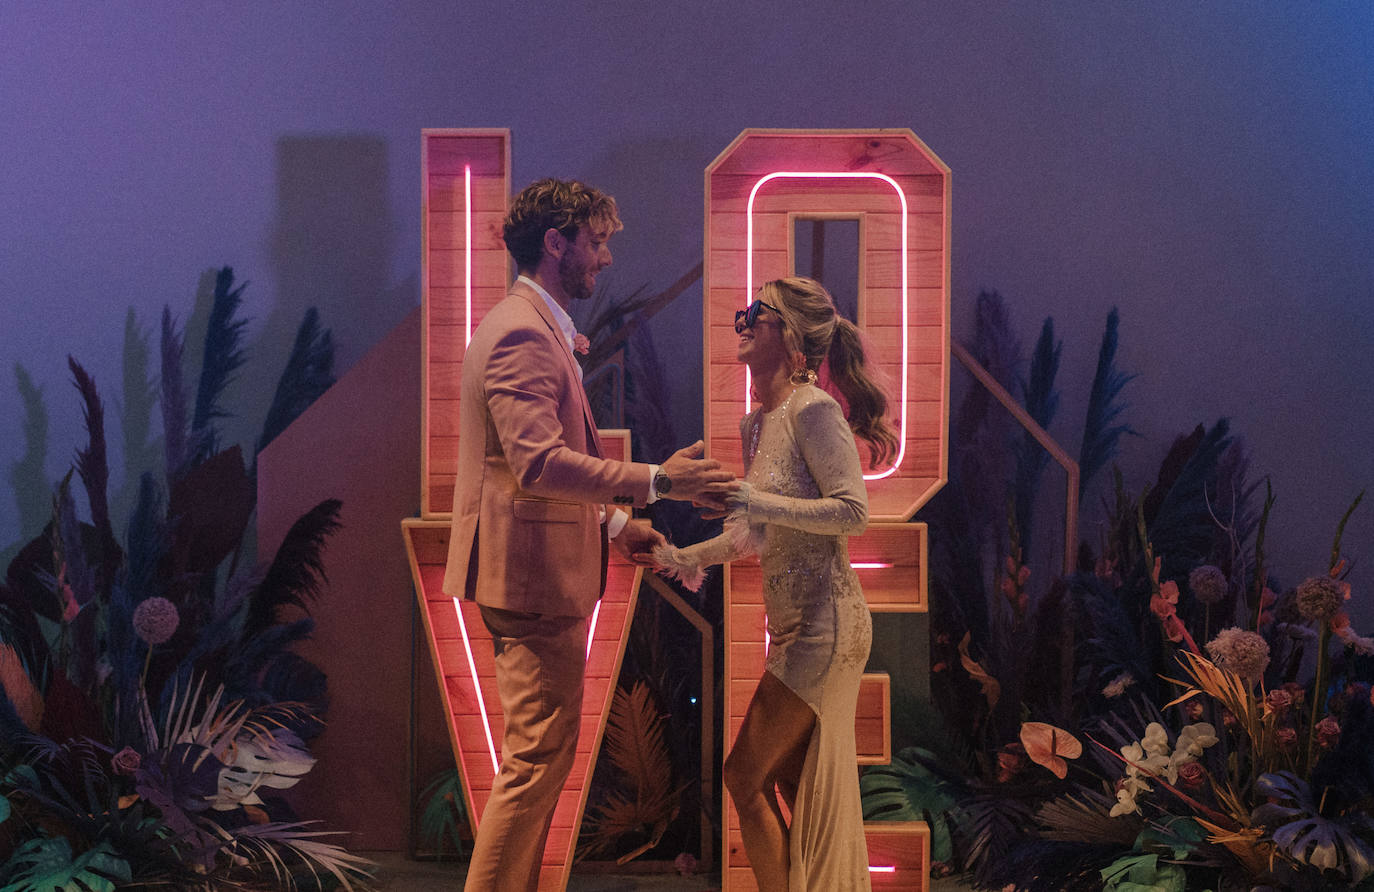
[{"x1": 653, "y1": 470, "x2": 673, "y2": 497}]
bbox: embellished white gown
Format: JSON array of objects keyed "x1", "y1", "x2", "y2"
[{"x1": 667, "y1": 384, "x2": 873, "y2": 891}]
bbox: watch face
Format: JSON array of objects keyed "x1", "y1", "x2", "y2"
[{"x1": 656, "y1": 472, "x2": 672, "y2": 494}]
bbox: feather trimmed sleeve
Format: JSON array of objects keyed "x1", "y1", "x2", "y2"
[{"x1": 653, "y1": 524, "x2": 754, "y2": 593}]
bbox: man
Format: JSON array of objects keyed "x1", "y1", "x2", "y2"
[{"x1": 443, "y1": 178, "x2": 734, "y2": 891}]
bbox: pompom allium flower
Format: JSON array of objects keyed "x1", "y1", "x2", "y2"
[
  {"x1": 1189, "y1": 565, "x2": 1228, "y2": 604},
  {"x1": 1205, "y1": 627, "x2": 1270, "y2": 683},
  {"x1": 1296, "y1": 575, "x2": 1345, "y2": 623},
  {"x1": 132, "y1": 596, "x2": 180, "y2": 645}
]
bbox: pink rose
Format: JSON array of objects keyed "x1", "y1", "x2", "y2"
[
  {"x1": 1177, "y1": 761, "x2": 1206, "y2": 789},
  {"x1": 1266, "y1": 688, "x2": 1293, "y2": 716},
  {"x1": 112, "y1": 746, "x2": 142, "y2": 776},
  {"x1": 1316, "y1": 717, "x2": 1341, "y2": 750},
  {"x1": 1276, "y1": 727, "x2": 1298, "y2": 750},
  {"x1": 573, "y1": 333, "x2": 590, "y2": 355}
]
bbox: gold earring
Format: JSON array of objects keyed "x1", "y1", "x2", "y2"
[{"x1": 790, "y1": 367, "x2": 817, "y2": 386}]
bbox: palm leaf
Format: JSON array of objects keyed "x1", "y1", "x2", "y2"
[
  {"x1": 258, "y1": 306, "x2": 336, "y2": 455},
  {"x1": 417, "y1": 767, "x2": 469, "y2": 859},
  {"x1": 579, "y1": 681, "x2": 678, "y2": 861},
  {"x1": 114, "y1": 307, "x2": 162, "y2": 525},
  {"x1": 1078, "y1": 307, "x2": 1137, "y2": 499},
  {"x1": 191, "y1": 266, "x2": 249, "y2": 459},
  {"x1": 1013, "y1": 316, "x2": 1061, "y2": 558},
  {"x1": 68, "y1": 356, "x2": 119, "y2": 590},
  {"x1": 1148, "y1": 420, "x2": 1234, "y2": 578},
  {"x1": 244, "y1": 499, "x2": 342, "y2": 638},
  {"x1": 1036, "y1": 789, "x2": 1139, "y2": 846},
  {"x1": 160, "y1": 306, "x2": 194, "y2": 478},
  {"x1": 956, "y1": 290, "x2": 1023, "y2": 540},
  {"x1": 218, "y1": 821, "x2": 374, "y2": 891},
  {"x1": 956, "y1": 792, "x2": 1036, "y2": 886}
]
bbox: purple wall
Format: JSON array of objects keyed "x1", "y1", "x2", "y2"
[{"x1": 2, "y1": 3, "x2": 1371, "y2": 620}]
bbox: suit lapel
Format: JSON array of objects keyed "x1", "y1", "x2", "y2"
[{"x1": 511, "y1": 284, "x2": 603, "y2": 456}]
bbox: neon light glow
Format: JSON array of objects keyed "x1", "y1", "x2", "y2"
[
  {"x1": 464, "y1": 164, "x2": 473, "y2": 346},
  {"x1": 868, "y1": 865, "x2": 897, "y2": 873},
  {"x1": 586, "y1": 599, "x2": 602, "y2": 660},
  {"x1": 744, "y1": 171, "x2": 908, "y2": 480},
  {"x1": 453, "y1": 597, "x2": 500, "y2": 774},
  {"x1": 850, "y1": 562, "x2": 894, "y2": 569}
]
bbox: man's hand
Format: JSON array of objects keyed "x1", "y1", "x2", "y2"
[
  {"x1": 659, "y1": 440, "x2": 739, "y2": 512},
  {"x1": 611, "y1": 517, "x2": 667, "y2": 566}
]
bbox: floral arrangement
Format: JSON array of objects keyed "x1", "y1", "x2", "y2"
[
  {"x1": 0, "y1": 269, "x2": 370, "y2": 889},
  {"x1": 864, "y1": 293, "x2": 1374, "y2": 891}
]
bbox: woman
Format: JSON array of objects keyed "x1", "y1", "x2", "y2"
[{"x1": 655, "y1": 277, "x2": 897, "y2": 890}]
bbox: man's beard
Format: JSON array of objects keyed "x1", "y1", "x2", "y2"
[{"x1": 559, "y1": 252, "x2": 593, "y2": 302}]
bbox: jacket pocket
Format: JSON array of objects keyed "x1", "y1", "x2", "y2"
[{"x1": 512, "y1": 497, "x2": 581, "y2": 523}]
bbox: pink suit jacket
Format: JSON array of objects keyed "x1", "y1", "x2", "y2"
[{"x1": 442, "y1": 281, "x2": 652, "y2": 618}]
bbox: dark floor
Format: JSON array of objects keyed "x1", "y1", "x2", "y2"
[{"x1": 366, "y1": 853, "x2": 973, "y2": 890}]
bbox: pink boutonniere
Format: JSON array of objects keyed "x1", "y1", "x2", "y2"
[{"x1": 573, "y1": 333, "x2": 590, "y2": 355}]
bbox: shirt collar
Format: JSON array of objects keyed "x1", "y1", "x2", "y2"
[{"x1": 518, "y1": 275, "x2": 577, "y2": 352}]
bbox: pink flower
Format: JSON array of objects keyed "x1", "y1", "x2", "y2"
[
  {"x1": 132, "y1": 597, "x2": 179, "y2": 645},
  {"x1": 1148, "y1": 576, "x2": 1200, "y2": 653},
  {"x1": 1316, "y1": 717, "x2": 1341, "y2": 750},
  {"x1": 1266, "y1": 688, "x2": 1293, "y2": 716},
  {"x1": 1150, "y1": 580, "x2": 1179, "y2": 622},
  {"x1": 1019, "y1": 722, "x2": 1083, "y2": 779},
  {"x1": 60, "y1": 582, "x2": 80, "y2": 622},
  {"x1": 1276, "y1": 726, "x2": 1298, "y2": 750},
  {"x1": 112, "y1": 746, "x2": 141, "y2": 776},
  {"x1": 999, "y1": 555, "x2": 1030, "y2": 613},
  {"x1": 673, "y1": 853, "x2": 697, "y2": 876},
  {"x1": 1282, "y1": 682, "x2": 1307, "y2": 708},
  {"x1": 572, "y1": 333, "x2": 590, "y2": 355},
  {"x1": 1184, "y1": 700, "x2": 1205, "y2": 722},
  {"x1": 996, "y1": 743, "x2": 1028, "y2": 783},
  {"x1": 1177, "y1": 761, "x2": 1206, "y2": 789}
]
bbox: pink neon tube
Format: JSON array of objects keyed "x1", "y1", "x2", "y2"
[
  {"x1": 464, "y1": 165, "x2": 473, "y2": 346},
  {"x1": 452, "y1": 597, "x2": 500, "y2": 774},
  {"x1": 743, "y1": 172, "x2": 908, "y2": 480}
]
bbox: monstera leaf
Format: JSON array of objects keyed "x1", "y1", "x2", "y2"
[
  {"x1": 1251, "y1": 771, "x2": 1374, "y2": 883},
  {"x1": 0, "y1": 837, "x2": 131, "y2": 892},
  {"x1": 211, "y1": 726, "x2": 316, "y2": 810},
  {"x1": 861, "y1": 747, "x2": 959, "y2": 864},
  {"x1": 1099, "y1": 851, "x2": 1187, "y2": 892}
]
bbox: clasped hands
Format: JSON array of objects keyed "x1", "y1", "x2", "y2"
[{"x1": 611, "y1": 440, "x2": 739, "y2": 566}]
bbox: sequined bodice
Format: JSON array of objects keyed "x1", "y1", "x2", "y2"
[{"x1": 741, "y1": 386, "x2": 873, "y2": 705}]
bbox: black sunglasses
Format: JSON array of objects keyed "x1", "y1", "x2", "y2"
[{"x1": 733, "y1": 300, "x2": 781, "y2": 334}]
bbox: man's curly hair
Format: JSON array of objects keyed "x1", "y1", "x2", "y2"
[{"x1": 502, "y1": 178, "x2": 622, "y2": 271}]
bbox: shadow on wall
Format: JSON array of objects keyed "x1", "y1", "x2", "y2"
[{"x1": 221, "y1": 135, "x2": 416, "y2": 453}]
